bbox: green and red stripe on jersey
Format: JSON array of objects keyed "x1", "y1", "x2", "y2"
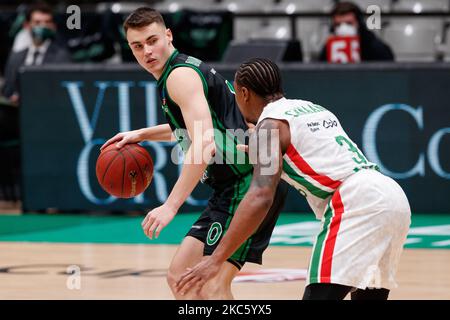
[
  {"x1": 286, "y1": 144, "x2": 342, "y2": 190},
  {"x1": 282, "y1": 144, "x2": 342, "y2": 199},
  {"x1": 309, "y1": 190, "x2": 345, "y2": 284}
]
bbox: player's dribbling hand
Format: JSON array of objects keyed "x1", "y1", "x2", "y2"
[
  {"x1": 141, "y1": 204, "x2": 177, "y2": 239},
  {"x1": 100, "y1": 129, "x2": 143, "y2": 151}
]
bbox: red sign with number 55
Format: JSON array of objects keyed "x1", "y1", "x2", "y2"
[{"x1": 326, "y1": 36, "x2": 361, "y2": 63}]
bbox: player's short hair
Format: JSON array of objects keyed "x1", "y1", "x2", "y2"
[
  {"x1": 123, "y1": 7, "x2": 166, "y2": 33},
  {"x1": 235, "y1": 58, "x2": 283, "y2": 99},
  {"x1": 331, "y1": 1, "x2": 363, "y2": 20},
  {"x1": 26, "y1": 2, "x2": 54, "y2": 22}
]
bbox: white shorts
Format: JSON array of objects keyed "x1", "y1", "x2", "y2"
[{"x1": 307, "y1": 169, "x2": 411, "y2": 290}]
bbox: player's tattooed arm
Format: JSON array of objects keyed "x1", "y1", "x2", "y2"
[
  {"x1": 208, "y1": 118, "x2": 291, "y2": 262},
  {"x1": 176, "y1": 119, "x2": 290, "y2": 295},
  {"x1": 249, "y1": 120, "x2": 283, "y2": 195}
]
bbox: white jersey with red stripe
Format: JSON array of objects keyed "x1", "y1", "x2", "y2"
[
  {"x1": 258, "y1": 97, "x2": 410, "y2": 290},
  {"x1": 257, "y1": 97, "x2": 378, "y2": 219}
]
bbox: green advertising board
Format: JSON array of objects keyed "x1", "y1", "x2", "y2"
[{"x1": 19, "y1": 63, "x2": 450, "y2": 213}]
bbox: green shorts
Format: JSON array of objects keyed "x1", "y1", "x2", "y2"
[{"x1": 186, "y1": 174, "x2": 288, "y2": 270}]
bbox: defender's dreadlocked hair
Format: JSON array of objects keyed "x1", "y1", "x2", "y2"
[{"x1": 235, "y1": 58, "x2": 283, "y2": 100}]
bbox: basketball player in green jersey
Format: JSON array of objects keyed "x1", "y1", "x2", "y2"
[{"x1": 101, "y1": 8, "x2": 287, "y2": 299}]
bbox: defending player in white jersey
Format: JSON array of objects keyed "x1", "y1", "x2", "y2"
[{"x1": 176, "y1": 58, "x2": 411, "y2": 300}]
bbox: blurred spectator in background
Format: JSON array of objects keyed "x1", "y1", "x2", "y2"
[
  {"x1": 10, "y1": 4, "x2": 33, "y2": 54},
  {"x1": 1, "y1": 2, "x2": 71, "y2": 106},
  {"x1": 319, "y1": 1, "x2": 394, "y2": 63}
]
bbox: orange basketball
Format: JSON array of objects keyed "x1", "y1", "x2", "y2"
[{"x1": 96, "y1": 143, "x2": 154, "y2": 198}]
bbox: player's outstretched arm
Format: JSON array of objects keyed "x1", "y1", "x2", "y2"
[
  {"x1": 100, "y1": 124, "x2": 175, "y2": 151},
  {"x1": 175, "y1": 118, "x2": 291, "y2": 294},
  {"x1": 141, "y1": 67, "x2": 215, "y2": 239},
  {"x1": 138, "y1": 124, "x2": 176, "y2": 142}
]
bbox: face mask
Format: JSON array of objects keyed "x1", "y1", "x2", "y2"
[
  {"x1": 31, "y1": 26, "x2": 55, "y2": 43},
  {"x1": 334, "y1": 23, "x2": 358, "y2": 37}
]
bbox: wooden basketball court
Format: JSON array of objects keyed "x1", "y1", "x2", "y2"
[{"x1": 1, "y1": 242, "x2": 449, "y2": 300}]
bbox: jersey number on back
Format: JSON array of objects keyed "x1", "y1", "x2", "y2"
[{"x1": 335, "y1": 135, "x2": 368, "y2": 166}]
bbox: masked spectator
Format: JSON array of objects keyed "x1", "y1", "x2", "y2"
[
  {"x1": 319, "y1": 1, "x2": 394, "y2": 62},
  {"x1": 1, "y1": 2, "x2": 71, "y2": 105}
]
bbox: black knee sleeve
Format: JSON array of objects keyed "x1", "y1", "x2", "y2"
[
  {"x1": 302, "y1": 283, "x2": 352, "y2": 300},
  {"x1": 351, "y1": 288, "x2": 390, "y2": 300}
]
